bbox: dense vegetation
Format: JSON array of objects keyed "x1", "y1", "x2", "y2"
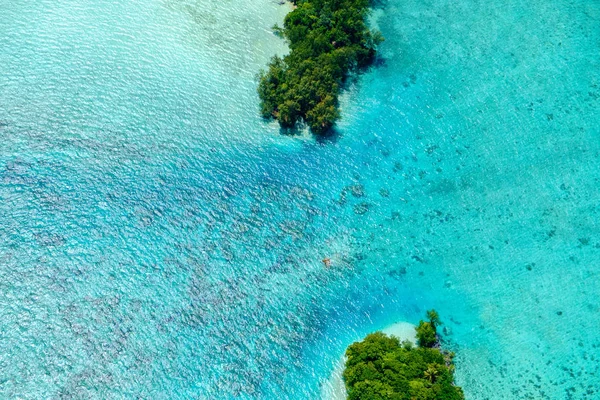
[
  {"x1": 258, "y1": 0, "x2": 382, "y2": 134},
  {"x1": 343, "y1": 311, "x2": 465, "y2": 400}
]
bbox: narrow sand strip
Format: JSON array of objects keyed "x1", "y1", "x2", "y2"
[{"x1": 320, "y1": 322, "x2": 417, "y2": 400}]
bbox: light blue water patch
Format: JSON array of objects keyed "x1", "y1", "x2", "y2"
[{"x1": 1, "y1": 0, "x2": 599, "y2": 399}]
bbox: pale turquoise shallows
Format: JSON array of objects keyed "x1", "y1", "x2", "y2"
[{"x1": 1, "y1": 0, "x2": 599, "y2": 398}]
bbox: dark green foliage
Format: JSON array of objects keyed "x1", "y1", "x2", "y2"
[
  {"x1": 417, "y1": 309, "x2": 441, "y2": 348},
  {"x1": 257, "y1": 0, "x2": 383, "y2": 134},
  {"x1": 416, "y1": 321, "x2": 437, "y2": 348},
  {"x1": 343, "y1": 312, "x2": 464, "y2": 400},
  {"x1": 427, "y1": 310, "x2": 441, "y2": 329}
]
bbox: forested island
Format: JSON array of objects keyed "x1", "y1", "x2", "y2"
[
  {"x1": 343, "y1": 311, "x2": 465, "y2": 400},
  {"x1": 258, "y1": 0, "x2": 383, "y2": 134}
]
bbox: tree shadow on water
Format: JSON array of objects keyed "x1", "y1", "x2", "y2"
[
  {"x1": 277, "y1": 123, "x2": 342, "y2": 144},
  {"x1": 369, "y1": 0, "x2": 389, "y2": 10},
  {"x1": 315, "y1": 127, "x2": 341, "y2": 144}
]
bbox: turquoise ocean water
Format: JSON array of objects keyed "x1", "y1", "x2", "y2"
[{"x1": 1, "y1": 0, "x2": 599, "y2": 398}]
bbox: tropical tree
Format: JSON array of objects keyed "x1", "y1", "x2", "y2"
[
  {"x1": 415, "y1": 321, "x2": 437, "y2": 348},
  {"x1": 343, "y1": 312, "x2": 465, "y2": 400},
  {"x1": 424, "y1": 363, "x2": 440, "y2": 383},
  {"x1": 426, "y1": 309, "x2": 441, "y2": 329},
  {"x1": 257, "y1": 0, "x2": 383, "y2": 133}
]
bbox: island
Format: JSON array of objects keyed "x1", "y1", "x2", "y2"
[
  {"x1": 258, "y1": 0, "x2": 383, "y2": 134},
  {"x1": 342, "y1": 310, "x2": 465, "y2": 400}
]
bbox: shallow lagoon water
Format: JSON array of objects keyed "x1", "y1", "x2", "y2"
[{"x1": 1, "y1": 0, "x2": 599, "y2": 398}]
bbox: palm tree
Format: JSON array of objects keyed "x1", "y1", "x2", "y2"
[
  {"x1": 426, "y1": 309, "x2": 441, "y2": 329},
  {"x1": 424, "y1": 364, "x2": 440, "y2": 384}
]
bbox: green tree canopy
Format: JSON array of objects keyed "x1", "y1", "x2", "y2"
[
  {"x1": 258, "y1": 0, "x2": 383, "y2": 133},
  {"x1": 416, "y1": 321, "x2": 437, "y2": 348},
  {"x1": 343, "y1": 311, "x2": 464, "y2": 400},
  {"x1": 417, "y1": 309, "x2": 441, "y2": 348}
]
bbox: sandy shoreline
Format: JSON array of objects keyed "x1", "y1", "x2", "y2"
[{"x1": 320, "y1": 321, "x2": 417, "y2": 400}]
